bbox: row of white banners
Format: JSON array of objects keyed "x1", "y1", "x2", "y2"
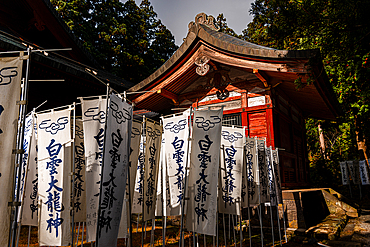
[
  {"x1": 339, "y1": 160, "x2": 370, "y2": 185},
  {"x1": 0, "y1": 55, "x2": 283, "y2": 246},
  {"x1": 13, "y1": 97, "x2": 284, "y2": 246}
]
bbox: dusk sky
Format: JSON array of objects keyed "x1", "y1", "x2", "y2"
[{"x1": 125, "y1": 0, "x2": 255, "y2": 46}]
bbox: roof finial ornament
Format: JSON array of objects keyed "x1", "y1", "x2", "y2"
[{"x1": 194, "y1": 13, "x2": 219, "y2": 31}]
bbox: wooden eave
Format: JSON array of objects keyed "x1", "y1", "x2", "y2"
[{"x1": 129, "y1": 16, "x2": 342, "y2": 120}]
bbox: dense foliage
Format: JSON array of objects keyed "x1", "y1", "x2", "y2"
[
  {"x1": 51, "y1": 0, "x2": 178, "y2": 83},
  {"x1": 242, "y1": 0, "x2": 370, "y2": 187}
]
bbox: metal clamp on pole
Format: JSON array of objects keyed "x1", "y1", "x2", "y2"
[
  {"x1": 16, "y1": 100, "x2": 27, "y2": 105},
  {"x1": 12, "y1": 149, "x2": 24, "y2": 154},
  {"x1": 8, "y1": 202, "x2": 21, "y2": 207}
]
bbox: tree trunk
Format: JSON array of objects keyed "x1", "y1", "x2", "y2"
[
  {"x1": 318, "y1": 123, "x2": 327, "y2": 159},
  {"x1": 355, "y1": 115, "x2": 370, "y2": 169}
]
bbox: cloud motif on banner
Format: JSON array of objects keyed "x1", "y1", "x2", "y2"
[
  {"x1": 84, "y1": 107, "x2": 106, "y2": 123},
  {"x1": 110, "y1": 101, "x2": 132, "y2": 124},
  {"x1": 245, "y1": 139, "x2": 255, "y2": 149},
  {"x1": 147, "y1": 126, "x2": 161, "y2": 140},
  {"x1": 76, "y1": 124, "x2": 84, "y2": 139},
  {"x1": 164, "y1": 119, "x2": 187, "y2": 133},
  {"x1": 131, "y1": 127, "x2": 141, "y2": 138},
  {"x1": 39, "y1": 116, "x2": 69, "y2": 135},
  {"x1": 24, "y1": 117, "x2": 33, "y2": 135},
  {"x1": 0, "y1": 67, "x2": 18, "y2": 86},
  {"x1": 221, "y1": 131, "x2": 243, "y2": 143},
  {"x1": 195, "y1": 115, "x2": 221, "y2": 131}
]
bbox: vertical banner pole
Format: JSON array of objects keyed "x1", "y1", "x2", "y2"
[
  {"x1": 239, "y1": 214, "x2": 242, "y2": 247},
  {"x1": 81, "y1": 222, "x2": 85, "y2": 247},
  {"x1": 223, "y1": 214, "x2": 227, "y2": 247},
  {"x1": 163, "y1": 216, "x2": 166, "y2": 247},
  {"x1": 95, "y1": 84, "x2": 110, "y2": 247},
  {"x1": 141, "y1": 117, "x2": 146, "y2": 247},
  {"x1": 179, "y1": 106, "x2": 193, "y2": 247},
  {"x1": 270, "y1": 149, "x2": 282, "y2": 246},
  {"x1": 27, "y1": 225, "x2": 31, "y2": 247},
  {"x1": 126, "y1": 93, "x2": 133, "y2": 247},
  {"x1": 150, "y1": 218, "x2": 155, "y2": 247},
  {"x1": 276, "y1": 148, "x2": 287, "y2": 243},
  {"x1": 232, "y1": 215, "x2": 236, "y2": 247},
  {"x1": 76, "y1": 222, "x2": 81, "y2": 246},
  {"x1": 71, "y1": 102, "x2": 76, "y2": 247},
  {"x1": 256, "y1": 138, "x2": 263, "y2": 247},
  {"x1": 269, "y1": 204, "x2": 275, "y2": 246},
  {"x1": 10, "y1": 48, "x2": 31, "y2": 247},
  {"x1": 216, "y1": 213, "x2": 218, "y2": 247},
  {"x1": 247, "y1": 206, "x2": 252, "y2": 247}
]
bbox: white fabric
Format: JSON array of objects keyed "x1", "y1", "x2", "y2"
[
  {"x1": 257, "y1": 139, "x2": 270, "y2": 203},
  {"x1": 347, "y1": 160, "x2": 360, "y2": 185},
  {"x1": 37, "y1": 108, "x2": 72, "y2": 246},
  {"x1": 266, "y1": 147, "x2": 277, "y2": 206},
  {"x1": 22, "y1": 114, "x2": 38, "y2": 226},
  {"x1": 143, "y1": 120, "x2": 162, "y2": 221},
  {"x1": 0, "y1": 56, "x2": 23, "y2": 246},
  {"x1": 118, "y1": 120, "x2": 142, "y2": 238},
  {"x1": 162, "y1": 113, "x2": 189, "y2": 213},
  {"x1": 80, "y1": 97, "x2": 107, "y2": 242},
  {"x1": 97, "y1": 93, "x2": 132, "y2": 246},
  {"x1": 74, "y1": 119, "x2": 86, "y2": 222},
  {"x1": 131, "y1": 135, "x2": 144, "y2": 214},
  {"x1": 218, "y1": 126, "x2": 244, "y2": 215},
  {"x1": 359, "y1": 160, "x2": 370, "y2": 185},
  {"x1": 271, "y1": 149, "x2": 283, "y2": 204},
  {"x1": 186, "y1": 109, "x2": 223, "y2": 236},
  {"x1": 17, "y1": 113, "x2": 33, "y2": 222},
  {"x1": 244, "y1": 137, "x2": 258, "y2": 206},
  {"x1": 340, "y1": 161, "x2": 349, "y2": 185}
]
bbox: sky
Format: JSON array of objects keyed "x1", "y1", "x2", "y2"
[{"x1": 127, "y1": 0, "x2": 255, "y2": 46}]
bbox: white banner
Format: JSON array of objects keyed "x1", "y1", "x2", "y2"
[
  {"x1": 132, "y1": 135, "x2": 144, "y2": 214},
  {"x1": 74, "y1": 119, "x2": 86, "y2": 222},
  {"x1": 347, "y1": 160, "x2": 360, "y2": 185},
  {"x1": 162, "y1": 113, "x2": 189, "y2": 212},
  {"x1": 266, "y1": 147, "x2": 277, "y2": 206},
  {"x1": 22, "y1": 114, "x2": 38, "y2": 226},
  {"x1": 80, "y1": 97, "x2": 107, "y2": 241},
  {"x1": 271, "y1": 149, "x2": 283, "y2": 204},
  {"x1": 0, "y1": 56, "x2": 23, "y2": 246},
  {"x1": 218, "y1": 126, "x2": 244, "y2": 215},
  {"x1": 244, "y1": 137, "x2": 258, "y2": 206},
  {"x1": 359, "y1": 160, "x2": 370, "y2": 185},
  {"x1": 97, "y1": 93, "x2": 132, "y2": 246},
  {"x1": 37, "y1": 108, "x2": 72, "y2": 246},
  {"x1": 186, "y1": 109, "x2": 222, "y2": 236},
  {"x1": 257, "y1": 140, "x2": 270, "y2": 203},
  {"x1": 340, "y1": 161, "x2": 349, "y2": 185},
  {"x1": 118, "y1": 119, "x2": 142, "y2": 238},
  {"x1": 161, "y1": 137, "x2": 174, "y2": 216},
  {"x1": 143, "y1": 120, "x2": 162, "y2": 221},
  {"x1": 17, "y1": 113, "x2": 33, "y2": 222}
]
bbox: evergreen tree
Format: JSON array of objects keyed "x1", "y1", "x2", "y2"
[
  {"x1": 51, "y1": 0, "x2": 178, "y2": 83},
  {"x1": 244, "y1": 0, "x2": 370, "y2": 187}
]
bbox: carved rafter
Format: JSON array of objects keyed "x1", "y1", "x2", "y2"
[
  {"x1": 253, "y1": 69, "x2": 270, "y2": 88},
  {"x1": 195, "y1": 55, "x2": 210, "y2": 76}
]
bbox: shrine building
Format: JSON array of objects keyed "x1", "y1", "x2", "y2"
[{"x1": 129, "y1": 13, "x2": 342, "y2": 188}]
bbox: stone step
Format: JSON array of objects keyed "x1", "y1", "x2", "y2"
[{"x1": 305, "y1": 213, "x2": 348, "y2": 240}]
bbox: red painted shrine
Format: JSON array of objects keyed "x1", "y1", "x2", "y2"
[{"x1": 129, "y1": 13, "x2": 342, "y2": 188}]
